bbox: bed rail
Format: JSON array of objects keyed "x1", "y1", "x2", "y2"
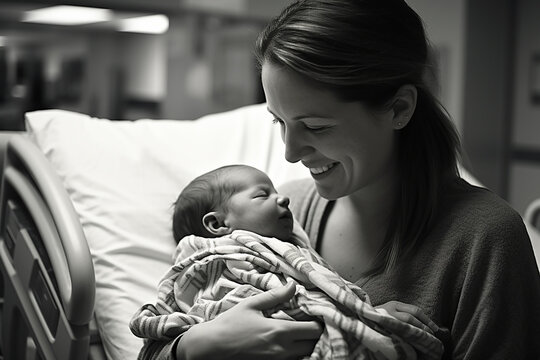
[{"x1": 0, "y1": 134, "x2": 95, "y2": 359}]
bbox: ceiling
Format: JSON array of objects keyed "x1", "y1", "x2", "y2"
[
  {"x1": 0, "y1": 0, "x2": 219, "y2": 15},
  {"x1": 0, "y1": 0, "x2": 292, "y2": 29},
  {"x1": 0, "y1": 0, "x2": 292, "y2": 47}
]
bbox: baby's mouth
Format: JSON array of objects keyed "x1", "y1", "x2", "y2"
[
  {"x1": 280, "y1": 212, "x2": 291, "y2": 219},
  {"x1": 279, "y1": 211, "x2": 293, "y2": 221}
]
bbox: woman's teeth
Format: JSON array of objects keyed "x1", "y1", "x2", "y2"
[{"x1": 310, "y1": 163, "x2": 336, "y2": 175}]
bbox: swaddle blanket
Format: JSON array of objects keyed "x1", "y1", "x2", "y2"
[{"x1": 130, "y1": 230, "x2": 443, "y2": 359}]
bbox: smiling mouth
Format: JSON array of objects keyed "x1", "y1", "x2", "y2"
[{"x1": 309, "y1": 162, "x2": 337, "y2": 175}]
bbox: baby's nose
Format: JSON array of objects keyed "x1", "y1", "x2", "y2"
[{"x1": 277, "y1": 195, "x2": 290, "y2": 207}]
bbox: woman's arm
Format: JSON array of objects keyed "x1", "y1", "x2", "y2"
[
  {"x1": 451, "y1": 212, "x2": 540, "y2": 358},
  {"x1": 175, "y1": 282, "x2": 323, "y2": 360}
]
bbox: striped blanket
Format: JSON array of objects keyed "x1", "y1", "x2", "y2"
[{"x1": 130, "y1": 229, "x2": 443, "y2": 359}]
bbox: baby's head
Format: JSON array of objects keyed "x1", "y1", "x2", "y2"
[{"x1": 173, "y1": 165, "x2": 293, "y2": 243}]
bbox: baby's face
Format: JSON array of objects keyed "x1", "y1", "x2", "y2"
[{"x1": 223, "y1": 167, "x2": 293, "y2": 240}]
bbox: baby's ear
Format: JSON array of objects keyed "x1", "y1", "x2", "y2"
[{"x1": 202, "y1": 212, "x2": 231, "y2": 236}]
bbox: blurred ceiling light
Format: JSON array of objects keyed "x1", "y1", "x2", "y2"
[
  {"x1": 118, "y1": 15, "x2": 169, "y2": 34},
  {"x1": 184, "y1": 0, "x2": 246, "y2": 15},
  {"x1": 22, "y1": 5, "x2": 113, "y2": 26}
]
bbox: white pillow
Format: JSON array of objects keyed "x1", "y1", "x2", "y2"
[{"x1": 25, "y1": 103, "x2": 307, "y2": 360}]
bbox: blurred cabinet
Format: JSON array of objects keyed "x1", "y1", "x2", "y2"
[
  {"x1": 162, "y1": 15, "x2": 263, "y2": 120},
  {"x1": 461, "y1": 0, "x2": 515, "y2": 198}
]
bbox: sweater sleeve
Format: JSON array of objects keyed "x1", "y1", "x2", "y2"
[
  {"x1": 451, "y1": 208, "x2": 540, "y2": 359},
  {"x1": 137, "y1": 336, "x2": 182, "y2": 360}
]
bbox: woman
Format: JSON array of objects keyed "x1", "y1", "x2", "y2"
[{"x1": 148, "y1": 1, "x2": 540, "y2": 359}]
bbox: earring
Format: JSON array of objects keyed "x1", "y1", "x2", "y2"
[{"x1": 397, "y1": 121, "x2": 403, "y2": 128}]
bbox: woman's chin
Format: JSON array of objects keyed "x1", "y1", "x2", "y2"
[{"x1": 314, "y1": 182, "x2": 345, "y2": 201}]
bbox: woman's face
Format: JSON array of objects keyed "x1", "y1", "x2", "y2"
[{"x1": 261, "y1": 62, "x2": 399, "y2": 200}]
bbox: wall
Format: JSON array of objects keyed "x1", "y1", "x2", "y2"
[
  {"x1": 509, "y1": 0, "x2": 540, "y2": 214},
  {"x1": 162, "y1": 15, "x2": 263, "y2": 120},
  {"x1": 407, "y1": 0, "x2": 466, "y2": 133},
  {"x1": 460, "y1": 0, "x2": 516, "y2": 197},
  {"x1": 159, "y1": 0, "x2": 469, "y2": 121},
  {"x1": 407, "y1": 0, "x2": 540, "y2": 212},
  {"x1": 84, "y1": 0, "x2": 469, "y2": 123},
  {"x1": 512, "y1": 0, "x2": 540, "y2": 147},
  {"x1": 122, "y1": 33, "x2": 167, "y2": 101},
  {"x1": 162, "y1": 15, "x2": 214, "y2": 120}
]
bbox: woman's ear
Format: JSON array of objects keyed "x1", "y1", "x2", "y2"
[
  {"x1": 391, "y1": 84, "x2": 417, "y2": 130},
  {"x1": 202, "y1": 212, "x2": 231, "y2": 236}
]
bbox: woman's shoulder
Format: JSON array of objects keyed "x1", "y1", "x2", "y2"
[
  {"x1": 434, "y1": 178, "x2": 530, "y2": 257},
  {"x1": 444, "y1": 178, "x2": 523, "y2": 229},
  {"x1": 422, "y1": 180, "x2": 540, "y2": 359}
]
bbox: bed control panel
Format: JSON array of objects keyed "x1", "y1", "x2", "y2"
[
  {"x1": 2, "y1": 198, "x2": 60, "y2": 337},
  {"x1": 30, "y1": 256, "x2": 60, "y2": 337},
  {"x1": 2, "y1": 199, "x2": 59, "y2": 295},
  {"x1": 4, "y1": 199, "x2": 24, "y2": 257},
  {"x1": 0, "y1": 136, "x2": 94, "y2": 359},
  {"x1": 0, "y1": 197, "x2": 72, "y2": 359}
]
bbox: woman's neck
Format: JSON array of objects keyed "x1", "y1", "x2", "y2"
[
  {"x1": 342, "y1": 163, "x2": 398, "y2": 227},
  {"x1": 318, "y1": 169, "x2": 399, "y2": 280}
]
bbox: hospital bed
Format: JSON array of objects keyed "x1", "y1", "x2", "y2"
[{"x1": 0, "y1": 103, "x2": 539, "y2": 360}]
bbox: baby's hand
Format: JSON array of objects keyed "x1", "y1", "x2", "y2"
[{"x1": 375, "y1": 300, "x2": 439, "y2": 334}]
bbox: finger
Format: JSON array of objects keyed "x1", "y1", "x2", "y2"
[
  {"x1": 394, "y1": 302, "x2": 439, "y2": 333},
  {"x1": 275, "y1": 320, "x2": 323, "y2": 340},
  {"x1": 244, "y1": 281, "x2": 296, "y2": 310},
  {"x1": 392, "y1": 312, "x2": 432, "y2": 333}
]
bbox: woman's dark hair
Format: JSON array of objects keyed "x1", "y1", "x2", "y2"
[
  {"x1": 172, "y1": 165, "x2": 246, "y2": 243},
  {"x1": 255, "y1": 0, "x2": 462, "y2": 274}
]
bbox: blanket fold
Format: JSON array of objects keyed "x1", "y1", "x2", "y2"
[{"x1": 130, "y1": 230, "x2": 443, "y2": 359}]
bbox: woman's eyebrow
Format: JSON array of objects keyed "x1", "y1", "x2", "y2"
[{"x1": 266, "y1": 108, "x2": 329, "y2": 121}]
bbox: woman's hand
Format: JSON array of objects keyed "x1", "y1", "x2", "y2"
[
  {"x1": 375, "y1": 300, "x2": 439, "y2": 334},
  {"x1": 176, "y1": 281, "x2": 323, "y2": 360}
]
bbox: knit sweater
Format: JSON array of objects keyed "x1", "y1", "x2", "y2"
[
  {"x1": 137, "y1": 178, "x2": 540, "y2": 360},
  {"x1": 279, "y1": 177, "x2": 540, "y2": 359}
]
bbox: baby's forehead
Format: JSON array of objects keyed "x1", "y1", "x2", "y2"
[{"x1": 225, "y1": 167, "x2": 273, "y2": 187}]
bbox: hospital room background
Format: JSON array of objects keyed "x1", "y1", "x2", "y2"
[
  {"x1": 0, "y1": 0, "x2": 539, "y2": 217},
  {"x1": 1, "y1": 0, "x2": 540, "y2": 219},
  {"x1": 0, "y1": 1, "x2": 539, "y2": 359}
]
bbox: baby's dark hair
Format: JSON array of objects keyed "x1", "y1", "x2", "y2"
[{"x1": 172, "y1": 165, "x2": 248, "y2": 243}]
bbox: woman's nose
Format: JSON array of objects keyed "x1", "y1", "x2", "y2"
[
  {"x1": 277, "y1": 195, "x2": 290, "y2": 207},
  {"x1": 282, "y1": 125, "x2": 309, "y2": 163}
]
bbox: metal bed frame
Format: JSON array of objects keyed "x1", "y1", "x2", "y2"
[{"x1": 0, "y1": 134, "x2": 105, "y2": 360}]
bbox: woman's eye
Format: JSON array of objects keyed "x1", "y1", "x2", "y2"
[
  {"x1": 272, "y1": 118, "x2": 284, "y2": 126},
  {"x1": 254, "y1": 192, "x2": 268, "y2": 198},
  {"x1": 305, "y1": 124, "x2": 330, "y2": 132}
]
